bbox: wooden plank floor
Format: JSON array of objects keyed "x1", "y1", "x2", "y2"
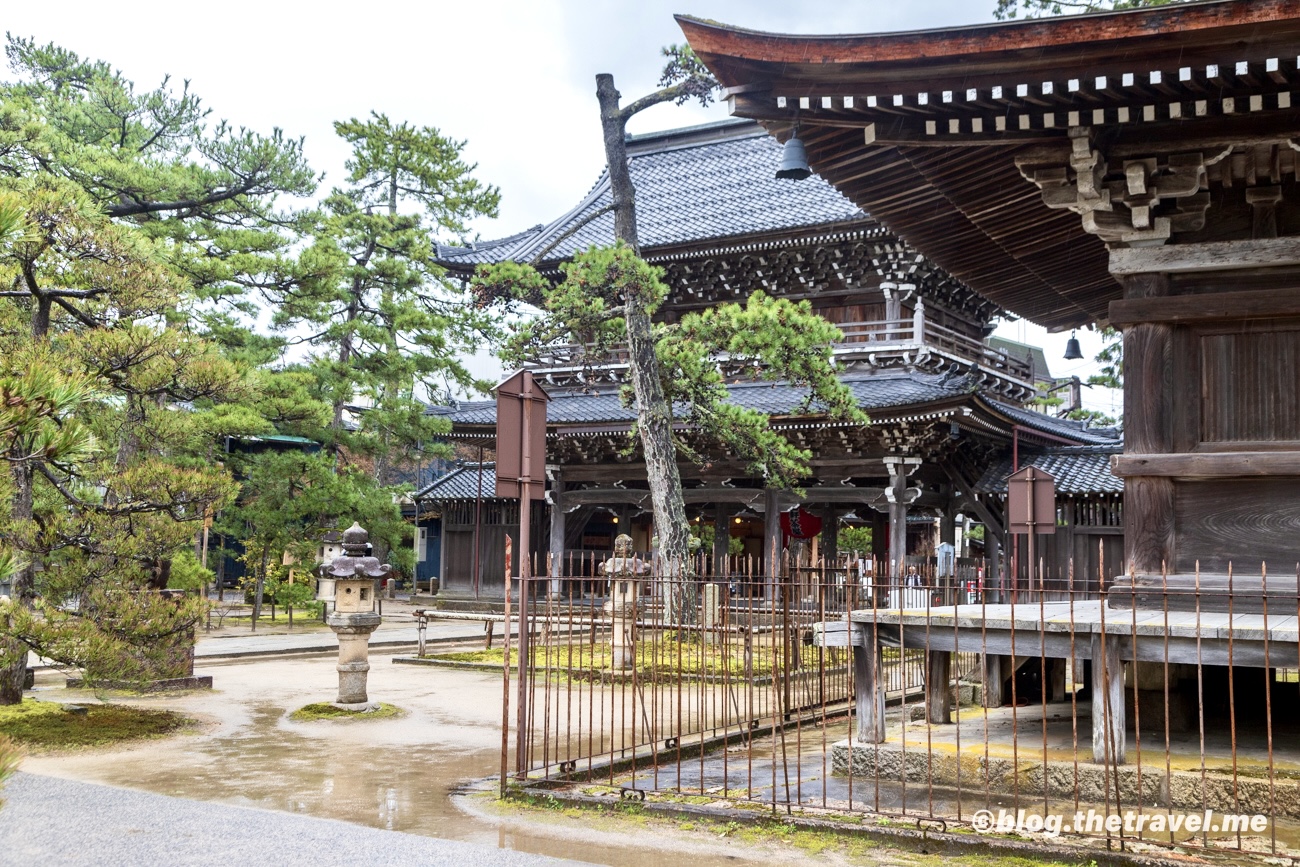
[{"x1": 851, "y1": 600, "x2": 1300, "y2": 643}]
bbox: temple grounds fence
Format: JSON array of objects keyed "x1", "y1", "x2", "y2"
[{"x1": 494, "y1": 555, "x2": 1300, "y2": 861}]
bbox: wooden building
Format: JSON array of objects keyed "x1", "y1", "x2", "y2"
[
  {"x1": 679, "y1": 0, "x2": 1300, "y2": 608},
  {"x1": 424, "y1": 120, "x2": 1119, "y2": 607}
]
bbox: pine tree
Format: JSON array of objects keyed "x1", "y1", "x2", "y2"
[
  {"x1": 475, "y1": 50, "x2": 865, "y2": 620},
  {"x1": 273, "y1": 113, "x2": 500, "y2": 486}
]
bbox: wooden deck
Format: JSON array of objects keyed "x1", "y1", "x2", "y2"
[
  {"x1": 871, "y1": 599, "x2": 1297, "y2": 639},
  {"x1": 813, "y1": 600, "x2": 1298, "y2": 767}
]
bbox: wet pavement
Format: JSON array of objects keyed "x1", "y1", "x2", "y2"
[
  {"x1": 1, "y1": 771, "x2": 583, "y2": 867},
  {"x1": 13, "y1": 645, "x2": 823, "y2": 866}
]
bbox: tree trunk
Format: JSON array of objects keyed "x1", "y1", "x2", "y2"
[
  {"x1": 251, "y1": 549, "x2": 268, "y2": 631},
  {"x1": 2, "y1": 285, "x2": 49, "y2": 704},
  {"x1": 0, "y1": 461, "x2": 35, "y2": 704},
  {"x1": 595, "y1": 73, "x2": 692, "y2": 613}
]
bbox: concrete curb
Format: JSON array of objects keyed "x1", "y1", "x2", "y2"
[{"x1": 509, "y1": 783, "x2": 1185, "y2": 867}]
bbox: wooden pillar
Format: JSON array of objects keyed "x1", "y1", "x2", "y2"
[
  {"x1": 889, "y1": 501, "x2": 907, "y2": 580},
  {"x1": 1120, "y1": 273, "x2": 1174, "y2": 576},
  {"x1": 548, "y1": 488, "x2": 565, "y2": 597},
  {"x1": 1091, "y1": 632, "x2": 1125, "y2": 765},
  {"x1": 712, "y1": 503, "x2": 730, "y2": 578},
  {"x1": 870, "y1": 509, "x2": 888, "y2": 569},
  {"x1": 883, "y1": 457, "x2": 919, "y2": 582},
  {"x1": 986, "y1": 528, "x2": 1004, "y2": 604},
  {"x1": 764, "y1": 487, "x2": 782, "y2": 600},
  {"x1": 926, "y1": 649, "x2": 952, "y2": 724},
  {"x1": 820, "y1": 505, "x2": 840, "y2": 571},
  {"x1": 853, "y1": 622, "x2": 885, "y2": 743}
]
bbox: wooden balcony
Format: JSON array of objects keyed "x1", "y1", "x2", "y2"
[{"x1": 523, "y1": 309, "x2": 1036, "y2": 399}]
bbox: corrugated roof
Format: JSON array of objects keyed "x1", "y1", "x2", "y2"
[
  {"x1": 974, "y1": 446, "x2": 1123, "y2": 495},
  {"x1": 436, "y1": 120, "x2": 868, "y2": 269}
]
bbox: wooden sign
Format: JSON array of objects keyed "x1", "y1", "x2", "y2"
[
  {"x1": 1007, "y1": 466, "x2": 1056, "y2": 534},
  {"x1": 495, "y1": 370, "x2": 549, "y2": 500}
]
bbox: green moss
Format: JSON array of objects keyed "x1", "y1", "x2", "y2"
[
  {"x1": 430, "y1": 638, "x2": 807, "y2": 680},
  {"x1": 0, "y1": 699, "x2": 190, "y2": 749},
  {"x1": 433, "y1": 650, "x2": 502, "y2": 664},
  {"x1": 288, "y1": 702, "x2": 403, "y2": 721}
]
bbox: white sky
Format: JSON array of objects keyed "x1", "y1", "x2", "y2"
[{"x1": 5, "y1": 0, "x2": 1121, "y2": 419}]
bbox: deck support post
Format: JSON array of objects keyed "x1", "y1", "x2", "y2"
[
  {"x1": 982, "y1": 653, "x2": 1003, "y2": 708},
  {"x1": 1048, "y1": 656, "x2": 1067, "y2": 702},
  {"x1": 926, "y1": 649, "x2": 952, "y2": 723},
  {"x1": 853, "y1": 622, "x2": 886, "y2": 743},
  {"x1": 1091, "y1": 632, "x2": 1125, "y2": 765}
]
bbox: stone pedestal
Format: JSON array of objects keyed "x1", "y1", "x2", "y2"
[
  {"x1": 605, "y1": 580, "x2": 638, "y2": 670},
  {"x1": 327, "y1": 611, "x2": 382, "y2": 708},
  {"x1": 601, "y1": 534, "x2": 649, "y2": 671}
]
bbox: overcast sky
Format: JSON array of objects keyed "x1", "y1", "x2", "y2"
[{"x1": 5, "y1": 0, "x2": 1121, "y2": 418}]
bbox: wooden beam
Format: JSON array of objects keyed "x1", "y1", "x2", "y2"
[
  {"x1": 1112, "y1": 451, "x2": 1300, "y2": 477},
  {"x1": 1109, "y1": 237, "x2": 1300, "y2": 276},
  {"x1": 1109, "y1": 285, "x2": 1300, "y2": 326}
]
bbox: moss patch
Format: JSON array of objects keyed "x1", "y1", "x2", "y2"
[
  {"x1": 430, "y1": 640, "x2": 825, "y2": 679},
  {"x1": 0, "y1": 699, "x2": 191, "y2": 749},
  {"x1": 289, "y1": 702, "x2": 403, "y2": 722}
]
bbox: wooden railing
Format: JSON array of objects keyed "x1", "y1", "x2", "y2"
[{"x1": 523, "y1": 312, "x2": 1033, "y2": 386}]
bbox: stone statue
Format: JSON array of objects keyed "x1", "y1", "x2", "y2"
[{"x1": 602, "y1": 534, "x2": 649, "y2": 669}]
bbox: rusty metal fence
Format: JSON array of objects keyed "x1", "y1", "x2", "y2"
[{"x1": 498, "y1": 556, "x2": 1300, "y2": 861}]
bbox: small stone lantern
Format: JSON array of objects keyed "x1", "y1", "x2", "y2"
[
  {"x1": 601, "y1": 534, "x2": 649, "y2": 669},
  {"x1": 321, "y1": 522, "x2": 389, "y2": 710}
]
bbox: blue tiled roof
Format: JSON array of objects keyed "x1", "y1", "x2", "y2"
[
  {"x1": 416, "y1": 462, "x2": 497, "y2": 501},
  {"x1": 986, "y1": 400, "x2": 1121, "y2": 446},
  {"x1": 436, "y1": 120, "x2": 869, "y2": 269},
  {"x1": 429, "y1": 372, "x2": 969, "y2": 428},
  {"x1": 974, "y1": 446, "x2": 1124, "y2": 495}
]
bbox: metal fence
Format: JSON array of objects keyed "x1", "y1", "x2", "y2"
[{"x1": 498, "y1": 557, "x2": 1300, "y2": 861}]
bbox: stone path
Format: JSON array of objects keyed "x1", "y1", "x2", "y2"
[{"x1": 0, "y1": 772, "x2": 587, "y2": 867}]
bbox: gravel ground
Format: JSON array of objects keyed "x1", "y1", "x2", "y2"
[{"x1": 0, "y1": 772, "x2": 588, "y2": 867}]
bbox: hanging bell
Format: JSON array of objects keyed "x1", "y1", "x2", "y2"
[
  {"x1": 775, "y1": 136, "x2": 812, "y2": 180},
  {"x1": 1063, "y1": 331, "x2": 1084, "y2": 360}
]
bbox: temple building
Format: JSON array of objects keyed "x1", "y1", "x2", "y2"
[
  {"x1": 420, "y1": 119, "x2": 1119, "y2": 607},
  {"x1": 678, "y1": 0, "x2": 1300, "y2": 767},
  {"x1": 678, "y1": 0, "x2": 1300, "y2": 609}
]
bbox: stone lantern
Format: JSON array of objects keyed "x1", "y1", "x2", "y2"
[
  {"x1": 321, "y1": 522, "x2": 389, "y2": 709},
  {"x1": 601, "y1": 534, "x2": 649, "y2": 670}
]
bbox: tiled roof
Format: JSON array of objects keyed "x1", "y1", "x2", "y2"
[
  {"x1": 436, "y1": 120, "x2": 869, "y2": 269},
  {"x1": 429, "y1": 372, "x2": 970, "y2": 428},
  {"x1": 974, "y1": 446, "x2": 1123, "y2": 495},
  {"x1": 416, "y1": 462, "x2": 497, "y2": 501},
  {"x1": 429, "y1": 375, "x2": 1117, "y2": 451},
  {"x1": 986, "y1": 400, "x2": 1121, "y2": 446}
]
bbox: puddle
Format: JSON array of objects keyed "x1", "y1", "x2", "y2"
[{"x1": 20, "y1": 653, "x2": 814, "y2": 866}]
